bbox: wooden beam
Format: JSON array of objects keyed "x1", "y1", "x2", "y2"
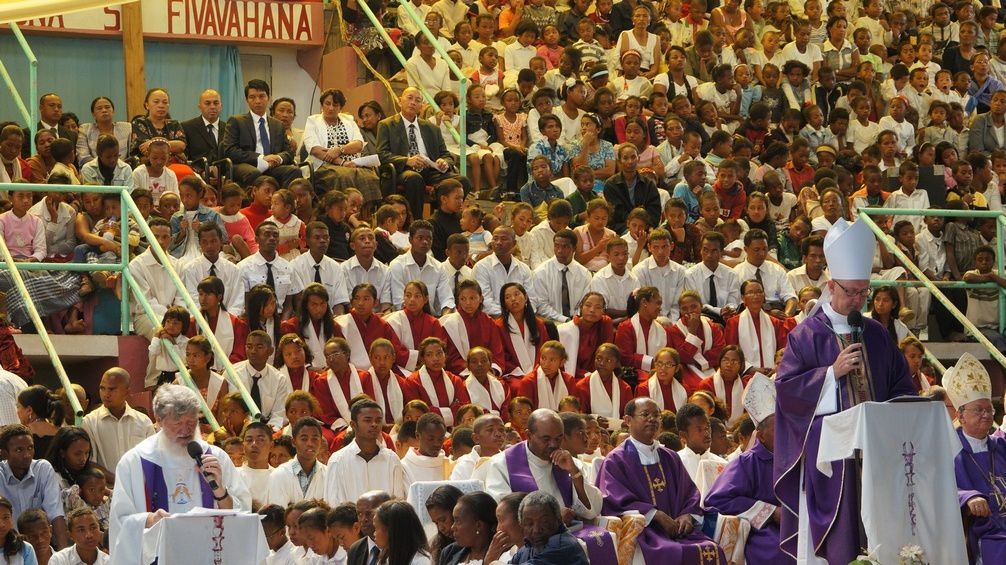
[{"x1": 122, "y1": 1, "x2": 145, "y2": 119}]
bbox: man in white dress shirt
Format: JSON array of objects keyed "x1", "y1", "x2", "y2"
[
  {"x1": 342, "y1": 227, "x2": 392, "y2": 312},
  {"x1": 632, "y1": 228, "x2": 687, "y2": 319},
  {"x1": 237, "y1": 221, "x2": 304, "y2": 314},
  {"x1": 588, "y1": 238, "x2": 640, "y2": 322},
  {"x1": 388, "y1": 220, "x2": 455, "y2": 314},
  {"x1": 291, "y1": 221, "x2": 349, "y2": 312},
  {"x1": 232, "y1": 331, "x2": 294, "y2": 429},
  {"x1": 530, "y1": 229, "x2": 591, "y2": 323},
  {"x1": 325, "y1": 400, "x2": 409, "y2": 505},
  {"x1": 473, "y1": 226, "x2": 533, "y2": 316},
  {"x1": 786, "y1": 235, "x2": 830, "y2": 295},
  {"x1": 684, "y1": 231, "x2": 740, "y2": 323},
  {"x1": 128, "y1": 217, "x2": 184, "y2": 339},
  {"x1": 81, "y1": 368, "x2": 155, "y2": 476},
  {"x1": 181, "y1": 223, "x2": 244, "y2": 315},
  {"x1": 732, "y1": 228, "x2": 797, "y2": 317},
  {"x1": 236, "y1": 421, "x2": 274, "y2": 504},
  {"x1": 523, "y1": 201, "x2": 573, "y2": 269}
]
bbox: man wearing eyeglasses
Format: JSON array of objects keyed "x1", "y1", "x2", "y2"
[{"x1": 773, "y1": 218, "x2": 916, "y2": 565}]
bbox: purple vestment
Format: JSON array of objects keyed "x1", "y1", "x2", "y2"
[
  {"x1": 598, "y1": 440, "x2": 725, "y2": 564},
  {"x1": 704, "y1": 440, "x2": 791, "y2": 564},
  {"x1": 774, "y1": 308, "x2": 915, "y2": 563},
  {"x1": 955, "y1": 428, "x2": 1006, "y2": 564}
]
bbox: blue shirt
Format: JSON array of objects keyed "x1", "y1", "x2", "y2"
[
  {"x1": 739, "y1": 85, "x2": 763, "y2": 119},
  {"x1": 0, "y1": 459, "x2": 64, "y2": 523},
  {"x1": 671, "y1": 182, "x2": 713, "y2": 224},
  {"x1": 520, "y1": 181, "x2": 565, "y2": 208},
  {"x1": 527, "y1": 139, "x2": 570, "y2": 176}
]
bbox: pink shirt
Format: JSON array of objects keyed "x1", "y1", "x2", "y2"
[
  {"x1": 0, "y1": 211, "x2": 45, "y2": 261},
  {"x1": 218, "y1": 211, "x2": 258, "y2": 254}
]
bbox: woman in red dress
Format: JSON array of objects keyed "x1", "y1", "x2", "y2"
[
  {"x1": 279, "y1": 283, "x2": 336, "y2": 371},
  {"x1": 441, "y1": 279, "x2": 505, "y2": 376},
  {"x1": 556, "y1": 292, "x2": 615, "y2": 379},
  {"x1": 407, "y1": 337, "x2": 471, "y2": 427},
  {"x1": 495, "y1": 283, "x2": 549, "y2": 379}
]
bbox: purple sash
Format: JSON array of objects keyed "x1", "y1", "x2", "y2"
[
  {"x1": 140, "y1": 450, "x2": 215, "y2": 512},
  {"x1": 504, "y1": 443, "x2": 618, "y2": 565}
]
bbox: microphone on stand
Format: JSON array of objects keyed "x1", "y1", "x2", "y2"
[{"x1": 187, "y1": 441, "x2": 220, "y2": 491}]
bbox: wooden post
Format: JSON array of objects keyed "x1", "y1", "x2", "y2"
[{"x1": 122, "y1": 1, "x2": 146, "y2": 119}]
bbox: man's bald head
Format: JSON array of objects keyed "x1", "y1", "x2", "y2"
[
  {"x1": 400, "y1": 88, "x2": 424, "y2": 120},
  {"x1": 527, "y1": 409, "x2": 561, "y2": 435},
  {"x1": 356, "y1": 490, "x2": 392, "y2": 539},
  {"x1": 198, "y1": 89, "x2": 222, "y2": 122},
  {"x1": 473, "y1": 414, "x2": 504, "y2": 434},
  {"x1": 102, "y1": 367, "x2": 131, "y2": 387},
  {"x1": 492, "y1": 226, "x2": 516, "y2": 258}
]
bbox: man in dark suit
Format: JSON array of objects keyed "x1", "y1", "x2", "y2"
[
  {"x1": 376, "y1": 87, "x2": 471, "y2": 219},
  {"x1": 345, "y1": 490, "x2": 391, "y2": 565},
  {"x1": 221, "y1": 79, "x2": 302, "y2": 187},
  {"x1": 181, "y1": 89, "x2": 226, "y2": 165},
  {"x1": 21, "y1": 92, "x2": 78, "y2": 158}
]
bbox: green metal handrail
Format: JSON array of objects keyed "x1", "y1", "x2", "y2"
[
  {"x1": 858, "y1": 208, "x2": 1006, "y2": 369},
  {"x1": 1, "y1": 24, "x2": 38, "y2": 152}
]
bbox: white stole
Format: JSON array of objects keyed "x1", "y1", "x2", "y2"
[
  {"x1": 646, "y1": 375, "x2": 688, "y2": 412},
  {"x1": 419, "y1": 366, "x2": 456, "y2": 426},
  {"x1": 587, "y1": 371, "x2": 621, "y2": 421},
  {"x1": 385, "y1": 310, "x2": 420, "y2": 371},
  {"x1": 673, "y1": 317, "x2": 714, "y2": 372},
  {"x1": 557, "y1": 320, "x2": 580, "y2": 376},
  {"x1": 202, "y1": 312, "x2": 234, "y2": 372},
  {"x1": 535, "y1": 367, "x2": 568, "y2": 411},
  {"x1": 506, "y1": 318, "x2": 537, "y2": 377},
  {"x1": 279, "y1": 365, "x2": 311, "y2": 392},
  {"x1": 325, "y1": 365, "x2": 363, "y2": 430},
  {"x1": 465, "y1": 375, "x2": 506, "y2": 415},
  {"x1": 630, "y1": 314, "x2": 667, "y2": 370},
  {"x1": 441, "y1": 312, "x2": 470, "y2": 356},
  {"x1": 713, "y1": 371, "x2": 745, "y2": 422},
  {"x1": 368, "y1": 367, "x2": 404, "y2": 424},
  {"x1": 738, "y1": 309, "x2": 777, "y2": 369},
  {"x1": 335, "y1": 314, "x2": 371, "y2": 369},
  {"x1": 173, "y1": 372, "x2": 226, "y2": 409},
  {"x1": 303, "y1": 320, "x2": 327, "y2": 370}
]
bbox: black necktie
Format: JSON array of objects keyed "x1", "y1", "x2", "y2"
[
  {"x1": 314, "y1": 264, "x2": 322, "y2": 284},
  {"x1": 708, "y1": 274, "x2": 718, "y2": 308},
  {"x1": 368, "y1": 546, "x2": 380, "y2": 565},
  {"x1": 250, "y1": 374, "x2": 263, "y2": 409},
  {"x1": 560, "y1": 267, "x2": 571, "y2": 319},
  {"x1": 259, "y1": 117, "x2": 271, "y2": 155},
  {"x1": 209, "y1": 262, "x2": 217, "y2": 278},
  {"x1": 453, "y1": 270, "x2": 461, "y2": 294},
  {"x1": 265, "y1": 262, "x2": 275, "y2": 289},
  {"x1": 207, "y1": 123, "x2": 216, "y2": 144},
  {"x1": 755, "y1": 267, "x2": 763, "y2": 285},
  {"x1": 408, "y1": 124, "x2": 420, "y2": 156}
]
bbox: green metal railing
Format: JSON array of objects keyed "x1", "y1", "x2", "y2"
[
  {"x1": 0, "y1": 24, "x2": 37, "y2": 152},
  {"x1": 0, "y1": 182, "x2": 264, "y2": 429},
  {"x1": 859, "y1": 208, "x2": 1006, "y2": 369}
]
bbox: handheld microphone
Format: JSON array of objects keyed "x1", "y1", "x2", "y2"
[
  {"x1": 847, "y1": 309, "x2": 864, "y2": 344},
  {"x1": 187, "y1": 441, "x2": 220, "y2": 492}
]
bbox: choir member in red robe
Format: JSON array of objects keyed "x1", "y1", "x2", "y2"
[
  {"x1": 280, "y1": 283, "x2": 337, "y2": 371},
  {"x1": 464, "y1": 346, "x2": 510, "y2": 419},
  {"x1": 385, "y1": 280, "x2": 453, "y2": 373},
  {"x1": 635, "y1": 347, "x2": 692, "y2": 412},
  {"x1": 407, "y1": 337, "x2": 471, "y2": 426},
  {"x1": 280, "y1": 390, "x2": 340, "y2": 452},
  {"x1": 366, "y1": 338, "x2": 416, "y2": 425},
  {"x1": 614, "y1": 286, "x2": 672, "y2": 372},
  {"x1": 274, "y1": 333, "x2": 318, "y2": 392},
  {"x1": 334, "y1": 282, "x2": 411, "y2": 371},
  {"x1": 575, "y1": 343, "x2": 633, "y2": 421},
  {"x1": 496, "y1": 283, "x2": 549, "y2": 378},
  {"x1": 0, "y1": 313, "x2": 31, "y2": 380},
  {"x1": 188, "y1": 276, "x2": 248, "y2": 371},
  {"x1": 309, "y1": 336, "x2": 375, "y2": 431},
  {"x1": 668, "y1": 291, "x2": 725, "y2": 382},
  {"x1": 514, "y1": 341, "x2": 576, "y2": 412},
  {"x1": 442, "y1": 279, "x2": 505, "y2": 376},
  {"x1": 724, "y1": 280, "x2": 789, "y2": 373},
  {"x1": 697, "y1": 346, "x2": 751, "y2": 423},
  {"x1": 557, "y1": 292, "x2": 615, "y2": 379}
]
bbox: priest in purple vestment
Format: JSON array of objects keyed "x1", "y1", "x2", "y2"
[
  {"x1": 705, "y1": 374, "x2": 791, "y2": 564},
  {"x1": 774, "y1": 218, "x2": 916, "y2": 563},
  {"x1": 946, "y1": 352, "x2": 1006, "y2": 564},
  {"x1": 598, "y1": 398, "x2": 725, "y2": 564}
]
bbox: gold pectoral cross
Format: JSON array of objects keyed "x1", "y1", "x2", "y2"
[{"x1": 651, "y1": 477, "x2": 667, "y2": 493}]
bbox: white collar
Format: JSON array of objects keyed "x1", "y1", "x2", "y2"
[
  {"x1": 202, "y1": 117, "x2": 219, "y2": 127},
  {"x1": 250, "y1": 111, "x2": 267, "y2": 122},
  {"x1": 40, "y1": 120, "x2": 58, "y2": 130},
  {"x1": 524, "y1": 442, "x2": 550, "y2": 467},
  {"x1": 402, "y1": 114, "x2": 420, "y2": 127},
  {"x1": 823, "y1": 301, "x2": 852, "y2": 333},
  {"x1": 964, "y1": 432, "x2": 989, "y2": 452},
  {"x1": 628, "y1": 436, "x2": 658, "y2": 455}
]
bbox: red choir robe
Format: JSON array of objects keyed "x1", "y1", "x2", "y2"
[
  {"x1": 514, "y1": 367, "x2": 575, "y2": 411},
  {"x1": 309, "y1": 365, "x2": 376, "y2": 431},
  {"x1": 278, "y1": 365, "x2": 317, "y2": 392},
  {"x1": 635, "y1": 375, "x2": 690, "y2": 412},
  {"x1": 0, "y1": 325, "x2": 32, "y2": 380},
  {"x1": 556, "y1": 316, "x2": 615, "y2": 379},
  {"x1": 495, "y1": 316, "x2": 549, "y2": 378},
  {"x1": 187, "y1": 311, "x2": 248, "y2": 369},
  {"x1": 668, "y1": 316, "x2": 725, "y2": 379},
  {"x1": 333, "y1": 311, "x2": 411, "y2": 371},
  {"x1": 724, "y1": 309, "x2": 789, "y2": 370},
  {"x1": 614, "y1": 314, "x2": 672, "y2": 372},
  {"x1": 407, "y1": 366, "x2": 471, "y2": 426},
  {"x1": 697, "y1": 372, "x2": 752, "y2": 422},
  {"x1": 366, "y1": 367, "x2": 416, "y2": 424},
  {"x1": 279, "y1": 317, "x2": 334, "y2": 369},
  {"x1": 464, "y1": 374, "x2": 511, "y2": 420},
  {"x1": 574, "y1": 371, "x2": 633, "y2": 419},
  {"x1": 441, "y1": 310, "x2": 506, "y2": 376},
  {"x1": 385, "y1": 309, "x2": 452, "y2": 372}
]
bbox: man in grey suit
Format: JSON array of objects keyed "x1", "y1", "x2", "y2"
[
  {"x1": 181, "y1": 89, "x2": 226, "y2": 165},
  {"x1": 221, "y1": 79, "x2": 302, "y2": 187},
  {"x1": 21, "y1": 92, "x2": 78, "y2": 158},
  {"x1": 968, "y1": 91, "x2": 1006, "y2": 155},
  {"x1": 376, "y1": 87, "x2": 470, "y2": 219}
]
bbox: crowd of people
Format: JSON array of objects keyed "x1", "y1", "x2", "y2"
[{"x1": 3, "y1": 0, "x2": 1006, "y2": 562}]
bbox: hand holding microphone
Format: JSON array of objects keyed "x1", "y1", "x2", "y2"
[
  {"x1": 187, "y1": 441, "x2": 225, "y2": 497},
  {"x1": 833, "y1": 310, "x2": 865, "y2": 379}
]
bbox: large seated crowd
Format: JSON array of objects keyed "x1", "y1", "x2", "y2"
[{"x1": 0, "y1": 0, "x2": 1005, "y2": 562}]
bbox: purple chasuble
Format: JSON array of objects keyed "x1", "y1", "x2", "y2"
[
  {"x1": 141, "y1": 449, "x2": 215, "y2": 512},
  {"x1": 704, "y1": 440, "x2": 791, "y2": 564},
  {"x1": 773, "y1": 308, "x2": 916, "y2": 563},
  {"x1": 598, "y1": 439, "x2": 725, "y2": 564},
  {"x1": 955, "y1": 428, "x2": 1006, "y2": 564},
  {"x1": 503, "y1": 442, "x2": 618, "y2": 564}
]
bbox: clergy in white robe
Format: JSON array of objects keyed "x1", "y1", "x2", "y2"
[
  {"x1": 485, "y1": 409, "x2": 603, "y2": 521},
  {"x1": 325, "y1": 400, "x2": 409, "y2": 505},
  {"x1": 109, "y1": 385, "x2": 251, "y2": 565},
  {"x1": 451, "y1": 414, "x2": 506, "y2": 481},
  {"x1": 675, "y1": 403, "x2": 728, "y2": 503},
  {"x1": 266, "y1": 418, "x2": 329, "y2": 507},
  {"x1": 401, "y1": 413, "x2": 451, "y2": 482}
]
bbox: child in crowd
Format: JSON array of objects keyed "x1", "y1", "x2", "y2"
[
  {"x1": 148, "y1": 305, "x2": 190, "y2": 387},
  {"x1": 461, "y1": 206, "x2": 492, "y2": 261},
  {"x1": 61, "y1": 467, "x2": 111, "y2": 535},
  {"x1": 265, "y1": 188, "x2": 306, "y2": 261},
  {"x1": 217, "y1": 183, "x2": 255, "y2": 259},
  {"x1": 130, "y1": 139, "x2": 178, "y2": 210},
  {"x1": 964, "y1": 246, "x2": 1006, "y2": 352}
]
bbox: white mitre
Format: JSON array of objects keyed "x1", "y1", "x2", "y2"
[
  {"x1": 824, "y1": 218, "x2": 876, "y2": 280},
  {"x1": 743, "y1": 373, "x2": 775, "y2": 426},
  {"x1": 944, "y1": 353, "x2": 992, "y2": 410}
]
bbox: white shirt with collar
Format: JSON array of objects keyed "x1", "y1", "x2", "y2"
[
  {"x1": 442, "y1": 261, "x2": 474, "y2": 297},
  {"x1": 324, "y1": 440, "x2": 409, "y2": 505},
  {"x1": 485, "y1": 443, "x2": 602, "y2": 519},
  {"x1": 341, "y1": 255, "x2": 391, "y2": 306},
  {"x1": 473, "y1": 253, "x2": 534, "y2": 316},
  {"x1": 733, "y1": 259, "x2": 796, "y2": 304},
  {"x1": 632, "y1": 256, "x2": 687, "y2": 319},
  {"x1": 128, "y1": 250, "x2": 183, "y2": 319},
  {"x1": 291, "y1": 252, "x2": 350, "y2": 306},
  {"x1": 231, "y1": 361, "x2": 293, "y2": 429},
  {"x1": 265, "y1": 539, "x2": 298, "y2": 565},
  {"x1": 530, "y1": 257, "x2": 592, "y2": 323},
  {"x1": 267, "y1": 458, "x2": 328, "y2": 507},
  {"x1": 250, "y1": 110, "x2": 273, "y2": 172},
  {"x1": 202, "y1": 116, "x2": 221, "y2": 143},
  {"x1": 48, "y1": 545, "x2": 109, "y2": 565},
  {"x1": 81, "y1": 403, "x2": 155, "y2": 477},
  {"x1": 589, "y1": 264, "x2": 641, "y2": 313},
  {"x1": 787, "y1": 265, "x2": 830, "y2": 295},
  {"x1": 917, "y1": 229, "x2": 947, "y2": 276},
  {"x1": 524, "y1": 221, "x2": 557, "y2": 270},
  {"x1": 685, "y1": 262, "x2": 741, "y2": 310},
  {"x1": 400, "y1": 115, "x2": 430, "y2": 160},
  {"x1": 388, "y1": 252, "x2": 456, "y2": 313},
  {"x1": 237, "y1": 251, "x2": 304, "y2": 313},
  {"x1": 181, "y1": 253, "x2": 244, "y2": 315}
]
